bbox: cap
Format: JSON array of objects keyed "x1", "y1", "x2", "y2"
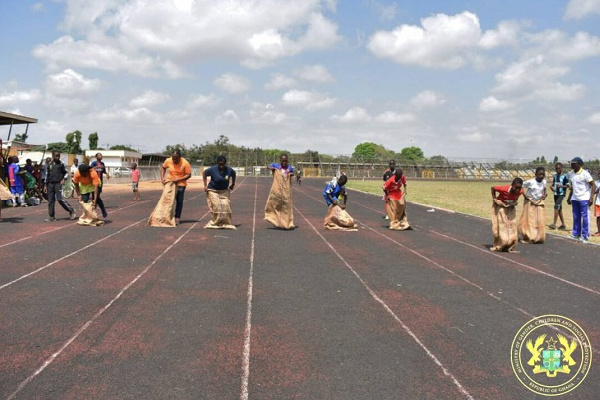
[{"x1": 570, "y1": 157, "x2": 584, "y2": 165}]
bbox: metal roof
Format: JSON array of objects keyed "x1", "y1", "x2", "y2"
[{"x1": 0, "y1": 111, "x2": 38, "y2": 126}]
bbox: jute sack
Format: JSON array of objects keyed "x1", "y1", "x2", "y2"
[
  {"x1": 518, "y1": 198, "x2": 545, "y2": 244},
  {"x1": 77, "y1": 201, "x2": 105, "y2": 226},
  {"x1": 0, "y1": 179, "x2": 12, "y2": 201},
  {"x1": 148, "y1": 181, "x2": 176, "y2": 227},
  {"x1": 324, "y1": 204, "x2": 358, "y2": 231},
  {"x1": 264, "y1": 171, "x2": 295, "y2": 229},
  {"x1": 205, "y1": 189, "x2": 236, "y2": 230},
  {"x1": 490, "y1": 200, "x2": 518, "y2": 252},
  {"x1": 386, "y1": 197, "x2": 411, "y2": 231}
]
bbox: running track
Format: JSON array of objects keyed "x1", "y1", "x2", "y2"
[{"x1": 0, "y1": 177, "x2": 598, "y2": 399}]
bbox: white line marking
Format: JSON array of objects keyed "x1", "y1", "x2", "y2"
[
  {"x1": 293, "y1": 205, "x2": 474, "y2": 400},
  {"x1": 430, "y1": 230, "x2": 600, "y2": 297},
  {"x1": 0, "y1": 218, "x2": 146, "y2": 291},
  {"x1": 6, "y1": 215, "x2": 207, "y2": 400},
  {"x1": 240, "y1": 178, "x2": 258, "y2": 400}
]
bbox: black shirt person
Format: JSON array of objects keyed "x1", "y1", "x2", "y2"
[
  {"x1": 203, "y1": 155, "x2": 236, "y2": 192},
  {"x1": 45, "y1": 151, "x2": 76, "y2": 222}
]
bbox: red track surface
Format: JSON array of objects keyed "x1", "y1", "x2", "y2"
[{"x1": 1, "y1": 177, "x2": 598, "y2": 399}]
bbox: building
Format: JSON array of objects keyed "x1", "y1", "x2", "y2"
[{"x1": 85, "y1": 150, "x2": 142, "y2": 168}]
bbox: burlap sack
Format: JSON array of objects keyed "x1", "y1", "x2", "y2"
[
  {"x1": 386, "y1": 197, "x2": 411, "y2": 231},
  {"x1": 264, "y1": 171, "x2": 295, "y2": 229},
  {"x1": 77, "y1": 201, "x2": 105, "y2": 226},
  {"x1": 0, "y1": 179, "x2": 12, "y2": 201},
  {"x1": 490, "y1": 200, "x2": 518, "y2": 252},
  {"x1": 518, "y1": 198, "x2": 546, "y2": 244},
  {"x1": 324, "y1": 204, "x2": 358, "y2": 231},
  {"x1": 204, "y1": 189, "x2": 236, "y2": 230},
  {"x1": 148, "y1": 181, "x2": 176, "y2": 227}
]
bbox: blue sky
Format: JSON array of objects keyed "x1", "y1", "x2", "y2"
[{"x1": 1, "y1": 0, "x2": 600, "y2": 161}]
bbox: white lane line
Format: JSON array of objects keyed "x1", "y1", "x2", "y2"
[
  {"x1": 0, "y1": 198, "x2": 155, "y2": 249},
  {"x1": 295, "y1": 186, "x2": 600, "y2": 352},
  {"x1": 0, "y1": 218, "x2": 146, "y2": 291},
  {"x1": 430, "y1": 230, "x2": 600, "y2": 297},
  {"x1": 6, "y1": 215, "x2": 207, "y2": 400},
  {"x1": 293, "y1": 205, "x2": 474, "y2": 400},
  {"x1": 240, "y1": 178, "x2": 258, "y2": 400}
]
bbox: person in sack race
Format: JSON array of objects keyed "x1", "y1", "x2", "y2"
[
  {"x1": 161, "y1": 149, "x2": 192, "y2": 226},
  {"x1": 45, "y1": 151, "x2": 77, "y2": 222},
  {"x1": 383, "y1": 168, "x2": 411, "y2": 231},
  {"x1": 264, "y1": 153, "x2": 295, "y2": 229},
  {"x1": 203, "y1": 155, "x2": 237, "y2": 229},
  {"x1": 90, "y1": 153, "x2": 110, "y2": 218},
  {"x1": 490, "y1": 178, "x2": 524, "y2": 252},
  {"x1": 566, "y1": 157, "x2": 595, "y2": 242},
  {"x1": 381, "y1": 159, "x2": 397, "y2": 220},
  {"x1": 73, "y1": 164, "x2": 101, "y2": 209},
  {"x1": 131, "y1": 162, "x2": 141, "y2": 201},
  {"x1": 519, "y1": 167, "x2": 547, "y2": 244},
  {"x1": 323, "y1": 173, "x2": 358, "y2": 231},
  {"x1": 549, "y1": 162, "x2": 569, "y2": 230}
]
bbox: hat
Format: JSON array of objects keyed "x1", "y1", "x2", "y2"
[{"x1": 570, "y1": 157, "x2": 584, "y2": 165}]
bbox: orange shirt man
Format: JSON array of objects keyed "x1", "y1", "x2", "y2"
[{"x1": 160, "y1": 150, "x2": 192, "y2": 225}]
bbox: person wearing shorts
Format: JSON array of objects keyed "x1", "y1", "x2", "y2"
[
  {"x1": 550, "y1": 162, "x2": 569, "y2": 230},
  {"x1": 131, "y1": 163, "x2": 141, "y2": 201}
]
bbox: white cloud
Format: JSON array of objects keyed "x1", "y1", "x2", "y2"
[
  {"x1": 0, "y1": 89, "x2": 42, "y2": 107},
  {"x1": 129, "y1": 90, "x2": 171, "y2": 108},
  {"x1": 565, "y1": 0, "x2": 600, "y2": 19},
  {"x1": 31, "y1": 2, "x2": 44, "y2": 12},
  {"x1": 281, "y1": 89, "x2": 336, "y2": 111},
  {"x1": 215, "y1": 109, "x2": 240, "y2": 124},
  {"x1": 249, "y1": 103, "x2": 287, "y2": 125},
  {"x1": 410, "y1": 91, "x2": 447, "y2": 108},
  {"x1": 479, "y1": 96, "x2": 514, "y2": 112},
  {"x1": 492, "y1": 55, "x2": 586, "y2": 101},
  {"x1": 587, "y1": 112, "x2": 600, "y2": 124},
  {"x1": 94, "y1": 106, "x2": 164, "y2": 123},
  {"x1": 374, "y1": 111, "x2": 416, "y2": 124},
  {"x1": 293, "y1": 64, "x2": 335, "y2": 83},
  {"x1": 186, "y1": 93, "x2": 219, "y2": 109},
  {"x1": 45, "y1": 69, "x2": 101, "y2": 96},
  {"x1": 458, "y1": 130, "x2": 491, "y2": 142},
  {"x1": 479, "y1": 20, "x2": 522, "y2": 49},
  {"x1": 264, "y1": 74, "x2": 296, "y2": 90},
  {"x1": 367, "y1": 11, "x2": 482, "y2": 69},
  {"x1": 36, "y1": 1, "x2": 341, "y2": 75},
  {"x1": 213, "y1": 73, "x2": 251, "y2": 94},
  {"x1": 526, "y1": 30, "x2": 600, "y2": 63},
  {"x1": 331, "y1": 107, "x2": 371, "y2": 123}
]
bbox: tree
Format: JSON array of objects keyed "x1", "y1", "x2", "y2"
[
  {"x1": 110, "y1": 145, "x2": 137, "y2": 151},
  {"x1": 427, "y1": 155, "x2": 449, "y2": 165},
  {"x1": 65, "y1": 130, "x2": 83, "y2": 154},
  {"x1": 352, "y1": 142, "x2": 378, "y2": 160},
  {"x1": 14, "y1": 132, "x2": 29, "y2": 142},
  {"x1": 46, "y1": 142, "x2": 70, "y2": 153},
  {"x1": 88, "y1": 132, "x2": 99, "y2": 150},
  {"x1": 552, "y1": 156, "x2": 558, "y2": 164},
  {"x1": 304, "y1": 150, "x2": 320, "y2": 162},
  {"x1": 398, "y1": 146, "x2": 425, "y2": 162}
]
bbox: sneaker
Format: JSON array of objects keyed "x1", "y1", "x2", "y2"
[
  {"x1": 20, "y1": 203, "x2": 28, "y2": 207},
  {"x1": 548, "y1": 224, "x2": 556, "y2": 229},
  {"x1": 70, "y1": 211, "x2": 77, "y2": 220},
  {"x1": 568, "y1": 235, "x2": 581, "y2": 240},
  {"x1": 558, "y1": 225, "x2": 567, "y2": 230},
  {"x1": 45, "y1": 217, "x2": 56, "y2": 222},
  {"x1": 581, "y1": 237, "x2": 589, "y2": 243}
]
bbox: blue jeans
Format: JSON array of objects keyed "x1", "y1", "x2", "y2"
[
  {"x1": 175, "y1": 186, "x2": 186, "y2": 218},
  {"x1": 572, "y1": 200, "x2": 590, "y2": 239}
]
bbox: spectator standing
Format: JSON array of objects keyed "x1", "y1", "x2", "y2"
[
  {"x1": 566, "y1": 157, "x2": 595, "y2": 242},
  {"x1": 131, "y1": 162, "x2": 141, "y2": 201},
  {"x1": 45, "y1": 151, "x2": 76, "y2": 221}
]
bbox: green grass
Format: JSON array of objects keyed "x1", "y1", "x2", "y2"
[{"x1": 346, "y1": 179, "x2": 598, "y2": 243}]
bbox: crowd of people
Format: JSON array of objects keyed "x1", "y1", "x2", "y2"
[{"x1": 0, "y1": 151, "x2": 141, "y2": 223}]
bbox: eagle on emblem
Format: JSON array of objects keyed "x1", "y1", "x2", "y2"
[
  {"x1": 557, "y1": 334, "x2": 578, "y2": 366},
  {"x1": 526, "y1": 334, "x2": 546, "y2": 366}
]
